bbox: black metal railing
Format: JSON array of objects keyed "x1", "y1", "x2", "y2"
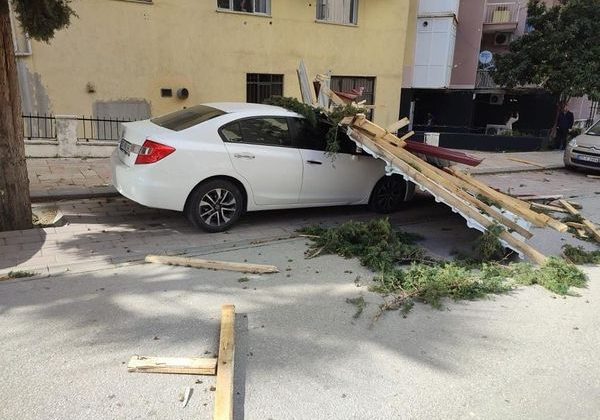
[
  {"x1": 22, "y1": 114, "x2": 56, "y2": 140},
  {"x1": 77, "y1": 116, "x2": 133, "y2": 142}
]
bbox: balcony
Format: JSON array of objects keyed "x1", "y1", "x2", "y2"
[
  {"x1": 475, "y1": 69, "x2": 498, "y2": 89},
  {"x1": 483, "y1": 2, "x2": 519, "y2": 32}
]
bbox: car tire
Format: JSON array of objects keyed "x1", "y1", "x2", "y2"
[
  {"x1": 186, "y1": 179, "x2": 244, "y2": 233},
  {"x1": 369, "y1": 174, "x2": 407, "y2": 214}
]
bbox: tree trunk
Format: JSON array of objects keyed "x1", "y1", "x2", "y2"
[{"x1": 0, "y1": 0, "x2": 32, "y2": 231}]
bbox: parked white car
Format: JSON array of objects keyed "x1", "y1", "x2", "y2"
[
  {"x1": 564, "y1": 119, "x2": 600, "y2": 172},
  {"x1": 111, "y1": 103, "x2": 415, "y2": 232}
]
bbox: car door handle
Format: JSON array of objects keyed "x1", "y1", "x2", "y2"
[
  {"x1": 306, "y1": 160, "x2": 322, "y2": 165},
  {"x1": 234, "y1": 153, "x2": 255, "y2": 160}
]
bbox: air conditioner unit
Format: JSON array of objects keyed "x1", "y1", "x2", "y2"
[
  {"x1": 489, "y1": 93, "x2": 504, "y2": 105},
  {"x1": 494, "y1": 32, "x2": 511, "y2": 46}
]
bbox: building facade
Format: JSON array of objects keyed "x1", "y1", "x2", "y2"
[
  {"x1": 12, "y1": 0, "x2": 411, "y2": 128},
  {"x1": 400, "y1": 0, "x2": 597, "y2": 150}
]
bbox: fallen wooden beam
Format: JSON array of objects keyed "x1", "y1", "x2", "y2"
[
  {"x1": 558, "y1": 200, "x2": 600, "y2": 242},
  {"x1": 529, "y1": 202, "x2": 569, "y2": 214},
  {"x1": 447, "y1": 168, "x2": 568, "y2": 233},
  {"x1": 386, "y1": 118, "x2": 410, "y2": 133},
  {"x1": 352, "y1": 125, "x2": 532, "y2": 239},
  {"x1": 586, "y1": 174, "x2": 600, "y2": 179},
  {"x1": 145, "y1": 255, "x2": 279, "y2": 274},
  {"x1": 519, "y1": 194, "x2": 563, "y2": 201},
  {"x1": 214, "y1": 304, "x2": 236, "y2": 420},
  {"x1": 128, "y1": 356, "x2": 217, "y2": 375},
  {"x1": 566, "y1": 222, "x2": 586, "y2": 229},
  {"x1": 348, "y1": 128, "x2": 547, "y2": 264},
  {"x1": 506, "y1": 157, "x2": 545, "y2": 168}
]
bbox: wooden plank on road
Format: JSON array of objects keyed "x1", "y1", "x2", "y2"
[
  {"x1": 214, "y1": 304, "x2": 236, "y2": 420},
  {"x1": 127, "y1": 356, "x2": 217, "y2": 375},
  {"x1": 145, "y1": 255, "x2": 279, "y2": 274}
]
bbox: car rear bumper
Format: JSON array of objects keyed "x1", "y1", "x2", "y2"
[{"x1": 111, "y1": 151, "x2": 186, "y2": 211}]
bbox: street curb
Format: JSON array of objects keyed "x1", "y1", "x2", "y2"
[
  {"x1": 30, "y1": 189, "x2": 120, "y2": 203},
  {"x1": 469, "y1": 164, "x2": 565, "y2": 175}
]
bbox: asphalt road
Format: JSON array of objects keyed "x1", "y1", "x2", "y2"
[
  {"x1": 0, "y1": 238, "x2": 599, "y2": 420},
  {"x1": 1, "y1": 168, "x2": 599, "y2": 419}
]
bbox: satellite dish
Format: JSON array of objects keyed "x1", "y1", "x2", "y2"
[{"x1": 479, "y1": 50, "x2": 493, "y2": 65}]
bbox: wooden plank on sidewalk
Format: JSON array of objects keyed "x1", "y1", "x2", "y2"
[
  {"x1": 506, "y1": 157, "x2": 545, "y2": 168},
  {"x1": 127, "y1": 356, "x2": 217, "y2": 375},
  {"x1": 145, "y1": 255, "x2": 279, "y2": 274},
  {"x1": 214, "y1": 304, "x2": 236, "y2": 420}
]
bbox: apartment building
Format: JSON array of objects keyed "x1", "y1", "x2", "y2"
[
  {"x1": 11, "y1": 0, "x2": 410, "y2": 128},
  {"x1": 400, "y1": 0, "x2": 596, "y2": 150}
]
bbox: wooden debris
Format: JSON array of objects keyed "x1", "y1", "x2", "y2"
[
  {"x1": 506, "y1": 157, "x2": 545, "y2": 168},
  {"x1": 385, "y1": 118, "x2": 410, "y2": 133},
  {"x1": 145, "y1": 255, "x2": 279, "y2": 274},
  {"x1": 530, "y1": 202, "x2": 569, "y2": 214},
  {"x1": 519, "y1": 194, "x2": 563, "y2": 201},
  {"x1": 214, "y1": 304, "x2": 236, "y2": 420},
  {"x1": 349, "y1": 128, "x2": 546, "y2": 264},
  {"x1": 127, "y1": 356, "x2": 217, "y2": 375},
  {"x1": 566, "y1": 222, "x2": 586, "y2": 229},
  {"x1": 558, "y1": 200, "x2": 600, "y2": 242},
  {"x1": 586, "y1": 174, "x2": 600, "y2": 179}
]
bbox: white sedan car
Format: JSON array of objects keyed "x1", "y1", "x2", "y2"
[{"x1": 111, "y1": 103, "x2": 415, "y2": 232}]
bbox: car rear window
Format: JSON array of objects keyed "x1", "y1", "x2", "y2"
[{"x1": 151, "y1": 105, "x2": 225, "y2": 131}]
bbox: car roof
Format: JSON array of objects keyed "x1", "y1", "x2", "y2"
[{"x1": 204, "y1": 102, "x2": 297, "y2": 116}]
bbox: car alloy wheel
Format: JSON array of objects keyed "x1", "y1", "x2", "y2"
[
  {"x1": 199, "y1": 188, "x2": 237, "y2": 228},
  {"x1": 370, "y1": 175, "x2": 407, "y2": 213},
  {"x1": 187, "y1": 179, "x2": 244, "y2": 232}
]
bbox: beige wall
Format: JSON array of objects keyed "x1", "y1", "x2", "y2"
[{"x1": 18, "y1": 0, "x2": 411, "y2": 126}]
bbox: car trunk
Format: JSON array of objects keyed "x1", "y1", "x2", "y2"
[{"x1": 117, "y1": 121, "x2": 173, "y2": 167}]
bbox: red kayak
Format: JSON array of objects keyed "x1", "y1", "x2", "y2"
[{"x1": 404, "y1": 140, "x2": 483, "y2": 167}]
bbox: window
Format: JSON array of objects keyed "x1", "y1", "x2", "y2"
[
  {"x1": 316, "y1": 0, "x2": 358, "y2": 25},
  {"x1": 290, "y1": 118, "x2": 358, "y2": 154},
  {"x1": 246, "y1": 74, "x2": 284, "y2": 104},
  {"x1": 217, "y1": 0, "x2": 270, "y2": 14},
  {"x1": 151, "y1": 105, "x2": 225, "y2": 131},
  {"x1": 220, "y1": 117, "x2": 291, "y2": 147},
  {"x1": 330, "y1": 76, "x2": 375, "y2": 119}
]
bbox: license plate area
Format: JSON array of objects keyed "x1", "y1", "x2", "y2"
[
  {"x1": 119, "y1": 139, "x2": 132, "y2": 156},
  {"x1": 574, "y1": 153, "x2": 600, "y2": 163}
]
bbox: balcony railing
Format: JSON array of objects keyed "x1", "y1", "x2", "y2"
[
  {"x1": 476, "y1": 69, "x2": 498, "y2": 89},
  {"x1": 484, "y1": 2, "x2": 519, "y2": 25}
]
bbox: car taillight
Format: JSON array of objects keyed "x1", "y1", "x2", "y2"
[{"x1": 134, "y1": 139, "x2": 175, "y2": 164}]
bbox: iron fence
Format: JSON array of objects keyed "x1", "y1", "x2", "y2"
[
  {"x1": 77, "y1": 116, "x2": 133, "y2": 142},
  {"x1": 22, "y1": 114, "x2": 56, "y2": 140}
]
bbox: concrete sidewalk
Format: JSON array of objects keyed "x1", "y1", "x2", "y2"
[{"x1": 27, "y1": 151, "x2": 565, "y2": 201}]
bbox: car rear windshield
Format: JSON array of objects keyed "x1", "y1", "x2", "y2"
[
  {"x1": 151, "y1": 105, "x2": 225, "y2": 131},
  {"x1": 587, "y1": 120, "x2": 600, "y2": 136}
]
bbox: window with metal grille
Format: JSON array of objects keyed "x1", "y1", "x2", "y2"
[
  {"x1": 330, "y1": 75, "x2": 375, "y2": 118},
  {"x1": 246, "y1": 74, "x2": 284, "y2": 104},
  {"x1": 217, "y1": 0, "x2": 270, "y2": 15},
  {"x1": 316, "y1": 0, "x2": 358, "y2": 25}
]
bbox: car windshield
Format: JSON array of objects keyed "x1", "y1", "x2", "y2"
[
  {"x1": 151, "y1": 105, "x2": 225, "y2": 131},
  {"x1": 587, "y1": 120, "x2": 600, "y2": 136}
]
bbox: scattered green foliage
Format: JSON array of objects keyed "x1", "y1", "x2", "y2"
[
  {"x1": 324, "y1": 104, "x2": 367, "y2": 154},
  {"x1": 238, "y1": 277, "x2": 250, "y2": 283},
  {"x1": 476, "y1": 194, "x2": 501, "y2": 208},
  {"x1": 562, "y1": 244, "x2": 600, "y2": 264},
  {"x1": 562, "y1": 214, "x2": 584, "y2": 224},
  {"x1": 7, "y1": 270, "x2": 37, "y2": 279},
  {"x1": 299, "y1": 218, "x2": 427, "y2": 270},
  {"x1": 301, "y1": 219, "x2": 588, "y2": 319},
  {"x1": 264, "y1": 97, "x2": 317, "y2": 127},
  {"x1": 472, "y1": 224, "x2": 509, "y2": 262},
  {"x1": 346, "y1": 296, "x2": 367, "y2": 319},
  {"x1": 264, "y1": 96, "x2": 366, "y2": 154}
]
